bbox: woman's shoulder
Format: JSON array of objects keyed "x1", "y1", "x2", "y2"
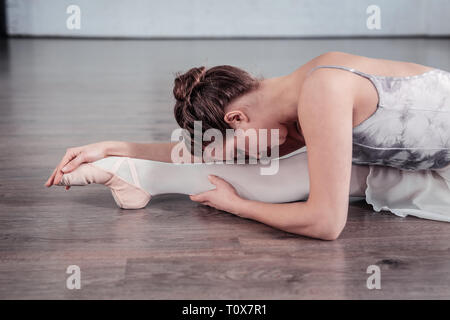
[
  {"x1": 307, "y1": 51, "x2": 432, "y2": 77},
  {"x1": 300, "y1": 51, "x2": 370, "y2": 89},
  {"x1": 299, "y1": 52, "x2": 360, "y2": 103},
  {"x1": 302, "y1": 52, "x2": 361, "y2": 87},
  {"x1": 310, "y1": 51, "x2": 365, "y2": 67}
]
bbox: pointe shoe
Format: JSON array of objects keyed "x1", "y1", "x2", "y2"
[{"x1": 58, "y1": 158, "x2": 151, "y2": 209}]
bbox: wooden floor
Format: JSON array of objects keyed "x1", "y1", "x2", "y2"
[{"x1": 0, "y1": 38, "x2": 449, "y2": 299}]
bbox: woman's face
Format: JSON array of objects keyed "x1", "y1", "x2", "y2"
[
  {"x1": 204, "y1": 133, "x2": 285, "y2": 163},
  {"x1": 226, "y1": 114, "x2": 288, "y2": 160},
  {"x1": 237, "y1": 117, "x2": 288, "y2": 145},
  {"x1": 223, "y1": 92, "x2": 289, "y2": 159}
]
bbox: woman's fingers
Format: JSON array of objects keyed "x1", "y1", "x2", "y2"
[
  {"x1": 52, "y1": 154, "x2": 86, "y2": 186},
  {"x1": 55, "y1": 156, "x2": 90, "y2": 185},
  {"x1": 45, "y1": 167, "x2": 58, "y2": 187},
  {"x1": 207, "y1": 174, "x2": 228, "y2": 187},
  {"x1": 53, "y1": 168, "x2": 67, "y2": 186},
  {"x1": 50, "y1": 149, "x2": 79, "y2": 186},
  {"x1": 61, "y1": 155, "x2": 85, "y2": 174},
  {"x1": 190, "y1": 191, "x2": 212, "y2": 203}
]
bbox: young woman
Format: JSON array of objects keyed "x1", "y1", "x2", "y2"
[{"x1": 45, "y1": 51, "x2": 450, "y2": 240}]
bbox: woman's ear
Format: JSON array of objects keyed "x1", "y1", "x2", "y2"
[{"x1": 224, "y1": 110, "x2": 248, "y2": 126}]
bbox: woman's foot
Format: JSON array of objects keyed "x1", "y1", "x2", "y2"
[{"x1": 58, "y1": 158, "x2": 151, "y2": 209}]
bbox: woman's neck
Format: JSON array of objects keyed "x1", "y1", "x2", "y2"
[{"x1": 257, "y1": 68, "x2": 307, "y2": 125}]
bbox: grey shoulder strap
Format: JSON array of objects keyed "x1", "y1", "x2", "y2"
[{"x1": 308, "y1": 64, "x2": 374, "y2": 81}]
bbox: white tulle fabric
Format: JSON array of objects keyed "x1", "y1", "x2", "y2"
[{"x1": 364, "y1": 163, "x2": 450, "y2": 222}]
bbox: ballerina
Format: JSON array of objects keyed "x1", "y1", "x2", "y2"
[{"x1": 46, "y1": 51, "x2": 450, "y2": 240}]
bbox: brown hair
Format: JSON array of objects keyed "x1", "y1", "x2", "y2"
[{"x1": 173, "y1": 65, "x2": 259, "y2": 153}]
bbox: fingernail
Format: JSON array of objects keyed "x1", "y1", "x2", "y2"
[{"x1": 61, "y1": 166, "x2": 68, "y2": 172}]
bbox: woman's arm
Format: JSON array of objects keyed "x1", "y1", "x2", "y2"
[
  {"x1": 106, "y1": 141, "x2": 178, "y2": 162},
  {"x1": 190, "y1": 175, "x2": 338, "y2": 240},
  {"x1": 46, "y1": 140, "x2": 193, "y2": 187},
  {"x1": 191, "y1": 68, "x2": 356, "y2": 240},
  {"x1": 190, "y1": 175, "x2": 342, "y2": 240}
]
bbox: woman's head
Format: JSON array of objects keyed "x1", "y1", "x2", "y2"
[{"x1": 173, "y1": 65, "x2": 287, "y2": 158}]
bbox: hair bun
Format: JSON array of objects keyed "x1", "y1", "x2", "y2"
[{"x1": 173, "y1": 66, "x2": 206, "y2": 104}]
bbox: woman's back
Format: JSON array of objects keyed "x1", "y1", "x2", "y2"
[{"x1": 306, "y1": 52, "x2": 450, "y2": 170}]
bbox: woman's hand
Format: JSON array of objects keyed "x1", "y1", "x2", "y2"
[
  {"x1": 189, "y1": 175, "x2": 247, "y2": 216},
  {"x1": 45, "y1": 141, "x2": 113, "y2": 188}
]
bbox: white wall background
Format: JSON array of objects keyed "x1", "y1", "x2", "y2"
[{"x1": 6, "y1": 0, "x2": 450, "y2": 38}]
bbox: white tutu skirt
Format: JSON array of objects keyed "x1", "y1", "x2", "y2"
[{"x1": 363, "y1": 164, "x2": 450, "y2": 222}]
